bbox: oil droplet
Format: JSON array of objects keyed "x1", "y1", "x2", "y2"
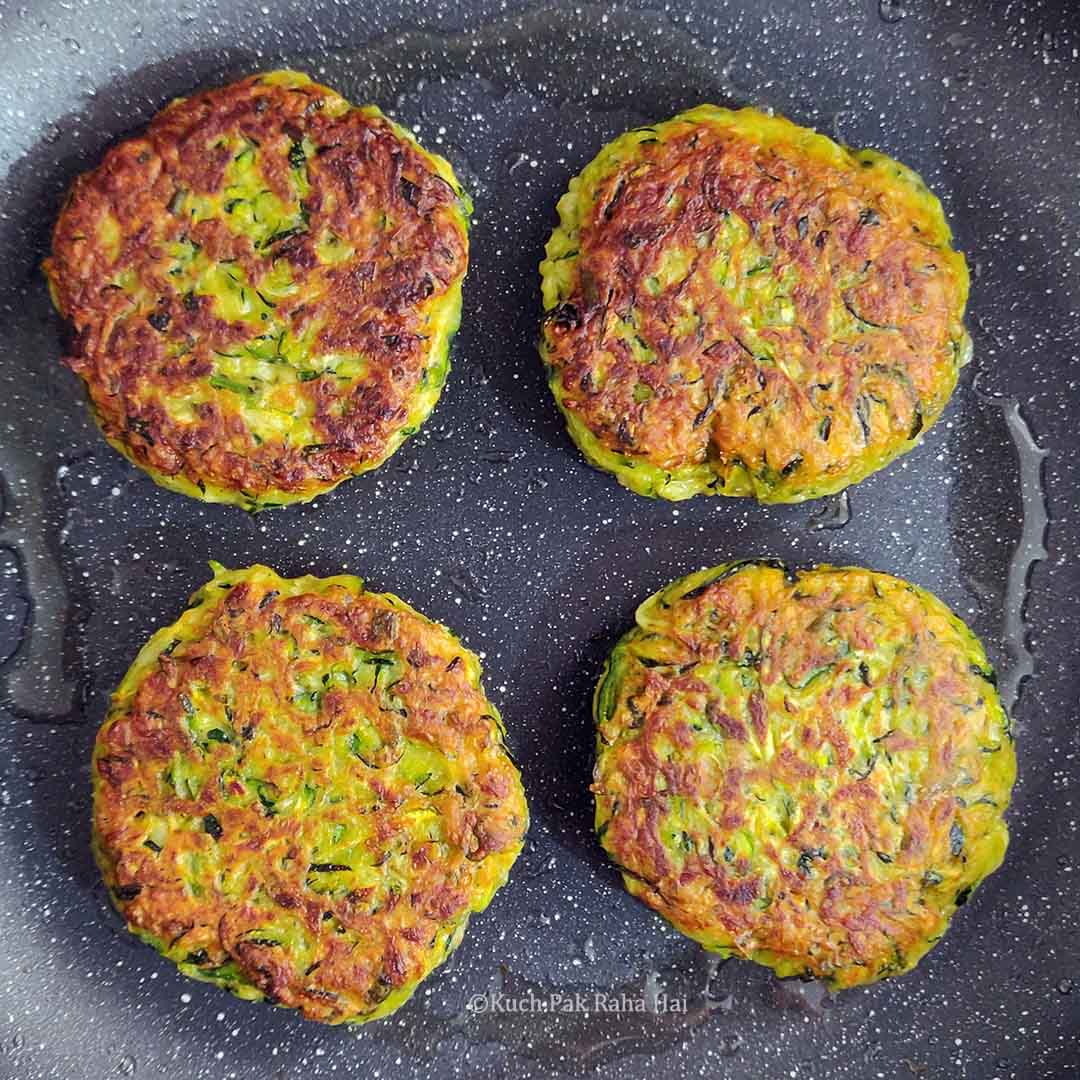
[
  {"x1": 831, "y1": 109, "x2": 853, "y2": 143},
  {"x1": 810, "y1": 489, "x2": 851, "y2": 530},
  {"x1": 447, "y1": 565, "x2": 488, "y2": 603},
  {"x1": 1058, "y1": 979, "x2": 1074, "y2": 995},
  {"x1": 718, "y1": 1032, "x2": 744, "y2": 1056},
  {"x1": 504, "y1": 151, "x2": 531, "y2": 173},
  {"x1": 771, "y1": 976, "x2": 830, "y2": 1014},
  {"x1": 530, "y1": 854, "x2": 558, "y2": 880},
  {"x1": 466, "y1": 360, "x2": 490, "y2": 387},
  {"x1": 0, "y1": 446, "x2": 78, "y2": 719},
  {"x1": 582, "y1": 935, "x2": 597, "y2": 963},
  {"x1": 997, "y1": 399, "x2": 1048, "y2": 716},
  {"x1": 643, "y1": 968, "x2": 660, "y2": 1010},
  {"x1": 878, "y1": 0, "x2": 907, "y2": 23}
]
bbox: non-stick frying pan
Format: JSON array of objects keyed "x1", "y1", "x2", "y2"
[{"x1": 0, "y1": 1, "x2": 1076, "y2": 1077}]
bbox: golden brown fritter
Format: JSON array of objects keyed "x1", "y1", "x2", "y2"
[
  {"x1": 593, "y1": 561, "x2": 1014, "y2": 987},
  {"x1": 541, "y1": 107, "x2": 970, "y2": 502},
  {"x1": 45, "y1": 70, "x2": 470, "y2": 509},
  {"x1": 92, "y1": 564, "x2": 527, "y2": 1023}
]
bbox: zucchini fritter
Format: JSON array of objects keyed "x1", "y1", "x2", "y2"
[
  {"x1": 593, "y1": 562, "x2": 1014, "y2": 987},
  {"x1": 45, "y1": 70, "x2": 471, "y2": 510},
  {"x1": 92, "y1": 564, "x2": 527, "y2": 1023},
  {"x1": 540, "y1": 107, "x2": 970, "y2": 502}
]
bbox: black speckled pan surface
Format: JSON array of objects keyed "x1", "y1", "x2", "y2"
[{"x1": 0, "y1": 1, "x2": 1077, "y2": 1077}]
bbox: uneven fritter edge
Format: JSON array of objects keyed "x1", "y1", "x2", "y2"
[
  {"x1": 46, "y1": 71, "x2": 472, "y2": 510},
  {"x1": 92, "y1": 563, "x2": 527, "y2": 1023},
  {"x1": 540, "y1": 107, "x2": 970, "y2": 502},
  {"x1": 592, "y1": 560, "x2": 1014, "y2": 987}
]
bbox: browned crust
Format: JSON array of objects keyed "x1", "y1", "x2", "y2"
[
  {"x1": 542, "y1": 117, "x2": 968, "y2": 498},
  {"x1": 44, "y1": 73, "x2": 467, "y2": 501},
  {"x1": 593, "y1": 563, "x2": 1014, "y2": 986},
  {"x1": 93, "y1": 570, "x2": 525, "y2": 1022}
]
